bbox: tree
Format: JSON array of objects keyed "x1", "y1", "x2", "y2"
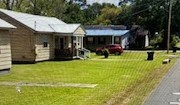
[
  {"x1": 25, "y1": 0, "x2": 50, "y2": 15},
  {"x1": 63, "y1": 3, "x2": 85, "y2": 24},
  {"x1": 94, "y1": 6, "x2": 121, "y2": 25},
  {"x1": 14, "y1": 0, "x2": 25, "y2": 11},
  {"x1": 131, "y1": 0, "x2": 168, "y2": 34},
  {"x1": 129, "y1": 0, "x2": 170, "y2": 48},
  {"x1": 21, "y1": 0, "x2": 67, "y2": 21},
  {"x1": 83, "y1": 3, "x2": 103, "y2": 25},
  {"x1": 116, "y1": 4, "x2": 132, "y2": 25},
  {"x1": 130, "y1": 0, "x2": 180, "y2": 49},
  {"x1": 171, "y1": 0, "x2": 180, "y2": 35},
  {"x1": 0, "y1": 0, "x2": 15, "y2": 10}
]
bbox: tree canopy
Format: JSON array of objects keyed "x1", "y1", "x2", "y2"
[{"x1": 1, "y1": 0, "x2": 180, "y2": 48}]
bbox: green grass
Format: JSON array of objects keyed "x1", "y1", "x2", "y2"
[{"x1": 0, "y1": 52, "x2": 176, "y2": 105}]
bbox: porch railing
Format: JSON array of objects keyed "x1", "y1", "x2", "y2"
[
  {"x1": 78, "y1": 48, "x2": 91, "y2": 59},
  {"x1": 55, "y1": 49, "x2": 73, "y2": 58}
]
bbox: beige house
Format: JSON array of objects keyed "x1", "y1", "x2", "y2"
[
  {"x1": 0, "y1": 9, "x2": 88, "y2": 63},
  {"x1": 0, "y1": 19, "x2": 16, "y2": 70}
]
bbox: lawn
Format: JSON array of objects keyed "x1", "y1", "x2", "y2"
[{"x1": 0, "y1": 52, "x2": 176, "y2": 105}]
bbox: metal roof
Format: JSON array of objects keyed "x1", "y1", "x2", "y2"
[
  {"x1": 50, "y1": 24, "x2": 81, "y2": 33},
  {"x1": 0, "y1": 9, "x2": 68, "y2": 33},
  {"x1": 86, "y1": 29, "x2": 129, "y2": 36},
  {"x1": 0, "y1": 18, "x2": 16, "y2": 29},
  {"x1": 84, "y1": 25, "x2": 127, "y2": 30}
]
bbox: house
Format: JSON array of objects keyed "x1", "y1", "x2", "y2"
[
  {"x1": 129, "y1": 25, "x2": 149, "y2": 49},
  {"x1": 84, "y1": 25, "x2": 131, "y2": 51},
  {"x1": 0, "y1": 9, "x2": 87, "y2": 63},
  {"x1": 0, "y1": 19, "x2": 16, "y2": 70}
]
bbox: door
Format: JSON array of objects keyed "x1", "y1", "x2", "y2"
[{"x1": 60, "y1": 38, "x2": 64, "y2": 49}]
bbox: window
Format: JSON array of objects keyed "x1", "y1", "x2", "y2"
[
  {"x1": 43, "y1": 42, "x2": 48, "y2": 47},
  {"x1": 43, "y1": 35, "x2": 48, "y2": 47},
  {"x1": 88, "y1": 37, "x2": 93, "y2": 42},
  {"x1": 87, "y1": 37, "x2": 95, "y2": 44},
  {"x1": 115, "y1": 37, "x2": 120, "y2": 44},
  {"x1": 98, "y1": 37, "x2": 105, "y2": 44}
]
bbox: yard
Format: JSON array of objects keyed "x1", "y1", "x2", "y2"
[{"x1": 0, "y1": 52, "x2": 176, "y2": 105}]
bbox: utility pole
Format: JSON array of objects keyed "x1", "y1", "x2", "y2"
[{"x1": 167, "y1": 0, "x2": 172, "y2": 54}]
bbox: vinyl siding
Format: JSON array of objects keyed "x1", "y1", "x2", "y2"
[
  {"x1": 0, "y1": 30, "x2": 11, "y2": 70},
  {"x1": 35, "y1": 34, "x2": 54, "y2": 62}
]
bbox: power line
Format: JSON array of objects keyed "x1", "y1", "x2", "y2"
[
  {"x1": 127, "y1": 0, "x2": 166, "y2": 19},
  {"x1": 124, "y1": 0, "x2": 167, "y2": 29},
  {"x1": 131, "y1": 0, "x2": 165, "y2": 8}
]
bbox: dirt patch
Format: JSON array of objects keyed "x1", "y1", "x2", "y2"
[
  {"x1": 90, "y1": 59, "x2": 143, "y2": 62},
  {"x1": 0, "y1": 82, "x2": 98, "y2": 88}
]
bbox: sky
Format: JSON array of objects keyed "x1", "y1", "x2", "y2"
[
  {"x1": 86, "y1": 0, "x2": 121, "y2": 6},
  {"x1": 67, "y1": 0, "x2": 131, "y2": 7}
]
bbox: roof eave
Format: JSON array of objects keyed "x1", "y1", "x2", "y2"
[{"x1": 0, "y1": 27, "x2": 16, "y2": 30}]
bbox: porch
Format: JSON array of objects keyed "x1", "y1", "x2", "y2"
[
  {"x1": 54, "y1": 35, "x2": 90, "y2": 60},
  {"x1": 52, "y1": 24, "x2": 90, "y2": 60},
  {"x1": 84, "y1": 36, "x2": 122, "y2": 51},
  {"x1": 55, "y1": 49, "x2": 73, "y2": 59}
]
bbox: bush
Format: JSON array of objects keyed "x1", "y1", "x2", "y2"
[
  {"x1": 103, "y1": 48, "x2": 109, "y2": 58},
  {"x1": 150, "y1": 33, "x2": 163, "y2": 48},
  {"x1": 145, "y1": 46, "x2": 154, "y2": 50},
  {"x1": 171, "y1": 35, "x2": 180, "y2": 48}
]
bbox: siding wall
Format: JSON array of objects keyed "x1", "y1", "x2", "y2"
[
  {"x1": 0, "y1": 12, "x2": 35, "y2": 62},
  {"x1": 35, "y1": 33, "x2": 54, "y2": 61},
  {"x1": 0, "y1": 30, "x2": 11, "y2": 70},
  {"x1": 145, "y1": 35, "x2": 149, "y2": 47},
  {"x1": 74, "y1": 27, "x2": 85, "y2": 35},
  {"x1": 121, "y1": 34, "x2": 130, "y2": 49},
  {"x1": 10, "y1": 28, "x2": 35, "y2": 62}
]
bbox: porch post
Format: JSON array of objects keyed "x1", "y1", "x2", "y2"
[
  {"x1": 71, "y1": 36, "x2": 74, "y2": 57},
  {"x1": 76, "y1": 36, "x2": 79, "y2": 57},
  {"x1": 81, "y1": 36, "x2": 83, "y2": 49},
  {"x1": 112, "y1": 35, "x2": 114, "y2": 44}
]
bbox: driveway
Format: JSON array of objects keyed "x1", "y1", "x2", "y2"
[{"x1": 143, "y1": 59, "x2": 180, "y2": 105}]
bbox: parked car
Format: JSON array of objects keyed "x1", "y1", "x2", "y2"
[{"x1": 96, "y1": 44, "x2": 123, "y2": 55}]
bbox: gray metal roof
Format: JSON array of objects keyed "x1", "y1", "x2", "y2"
[
  {"x1": 0, "y1": 9, "x2": 83, "y2": 33},
  {"x1": 86, "y1": 29, "x2": 129, "y2": 36},
  {"x1": 50, "y1": 24, "x2": 81, "y2": 33},
  {"x1": 0, "y1": 18, "x2": 16, "y2": 29}
]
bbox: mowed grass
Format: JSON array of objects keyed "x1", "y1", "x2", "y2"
[{"x1": 0, "y1": 52, "x2": 176, "y2": 105}]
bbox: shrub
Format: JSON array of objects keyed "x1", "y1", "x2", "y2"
[
  {"x1": 149, "y1": 32, "x2": 163, "y2": 48},
  {"x1": 103, "y1": 48, "x2": 109, "y2": 58},
  {"x1": 171, "y1": 35, "x2": 180, "y2": 48}
]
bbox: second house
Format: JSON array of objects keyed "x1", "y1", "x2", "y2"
[{"x1": 0, "y1": 9, "x2": 87, "y2": 63}]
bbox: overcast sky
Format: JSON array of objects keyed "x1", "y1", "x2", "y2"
[{"x1": 86, "y1": 0, "x2": 121, "y2": 6}]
